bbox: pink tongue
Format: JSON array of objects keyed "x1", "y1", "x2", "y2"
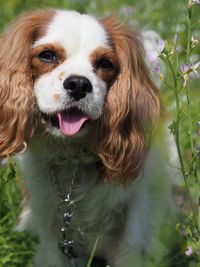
[{"x1": 58, "y1": 112, "x2": 89, "y2": 136}]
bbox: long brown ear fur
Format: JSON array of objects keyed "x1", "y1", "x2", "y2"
[
  {"x1": 0, "y1": 10, "x2": 55, "y2": 157},
  {"x1": 96, "y1": 17, "x2": 160, "y2": 185}
]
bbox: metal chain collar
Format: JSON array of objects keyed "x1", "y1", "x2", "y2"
[{"x1": 50, "y1": 163, "x2": 78, "y2": 258}]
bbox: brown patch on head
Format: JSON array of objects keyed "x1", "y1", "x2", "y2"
[
  {"x1": 58, "y1": 71, "x2": 65, "y2": 80},
  {"x1": 31, "y1": 43, "x2": 67, "y2": 79},
  {"x1": 90, "y1": 47, "x2": 119, "y2": 86},
  {"x1": 0, "y1": 9, "x2": 56, "y2": 157},
  {"x1": 53, "y1": 93, "x2": 61, "y2": 101}
]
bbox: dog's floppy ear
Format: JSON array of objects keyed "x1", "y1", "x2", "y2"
[
  {"x1": 97, "y1": 17, "x2": 160, "y2": 185},
  {"x1": 0, "y1": 10, "x2": 55, "y2": 157}
]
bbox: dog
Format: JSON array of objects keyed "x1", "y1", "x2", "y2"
[{"x1": 0, "y1": 9, "x2": 172, "y2": 267}]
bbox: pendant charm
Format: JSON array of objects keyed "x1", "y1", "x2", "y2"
[
  {"x1": 58, "y1": 199, "x2": 77, "y2": 258},
  {"x1": 59, "y1": 239, "x2": 77, "y2": 258}
]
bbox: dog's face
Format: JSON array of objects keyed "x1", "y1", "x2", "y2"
[
  {"x1": 0, "y1": 9, "x2": 160, "y2": 183},
  {"x1": 31, "y1": 11, "x2": 118, "y2": 137}
]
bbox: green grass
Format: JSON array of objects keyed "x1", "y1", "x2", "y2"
[{"x1": 0, "y1": 161, "x2": 36, "y2": 267}]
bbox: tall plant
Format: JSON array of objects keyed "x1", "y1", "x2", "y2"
[{"x1": 153, "y1": 0, "x2": 200, "y2": 264}]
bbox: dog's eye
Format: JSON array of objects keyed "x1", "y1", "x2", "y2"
[
  {"x1": 95, "y1": 58, "x2": 114, "y2": 70},
  {"x1": 38, "y1": 50, "x2": 58, "y2": 63}
]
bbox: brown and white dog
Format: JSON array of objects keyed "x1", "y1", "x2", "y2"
[{"x1": 0, "y1": 9, "x2": 172, "y2": 267}]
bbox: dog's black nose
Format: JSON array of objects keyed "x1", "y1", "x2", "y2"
[{"x1": 63, "y1": 75, "x2": 92, "y2": 101}]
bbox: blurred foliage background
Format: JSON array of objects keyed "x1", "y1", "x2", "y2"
[
  {"x1": 0, "y1": 0, "x2": 199, "y2": 266},
  {"x1": 0, "y1": 0, "x2": 199, "y2": 36}
]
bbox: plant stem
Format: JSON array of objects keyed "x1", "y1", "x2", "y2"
[
  {"x1": 186, "y1": 6, "x2": 200, "y2": 182},
  {"x1": 186, "y1": 7, "x2": 195, "y2": 154},
  {"x1": 167, "y1": 60, "x2": 184, "y2": 178},
  {"x1": 186, "y1": 6, "x2": 200, "y2": 226},
  {"x1": 186, "y1": 8, "x2": 192, "y2": 62},
  {"x1": 86, "y1": 236, "x2": 100, "y2": 267},
  {"x1": 167, "y1": 57, "x2": 197, "y2": 222}
]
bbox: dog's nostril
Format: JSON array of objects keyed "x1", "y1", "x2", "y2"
[
  {"x1": 63, "y1": 75, "x2": 92, "y2": 101},
  {"x1": 68, "y1": 80, "x2": 76, "y2": 90}
]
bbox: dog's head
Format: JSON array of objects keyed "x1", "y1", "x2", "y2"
[{"x1": 0, "y1": 10, "x2": 160, "y2": 184}]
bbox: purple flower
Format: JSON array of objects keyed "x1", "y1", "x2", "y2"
[
  {"x1": 180, "y1": 64, "x2": 191, "y2": 87},
  {"x1": 158, "y1": 39, "x2": 165, "y2": 53},
  {"x1": 190, "y1": 61, "x2": 200, "y2": 79},
  {"x1": 171, "y1": 33, "x2": 182, "y2": 53},
  {"x1": 153, "y1": 65, "x2": 164, "y2": 81},
  {"x1": 185, "y1": 246, "x2": 193, "y2": 256},
  {"x1": 180, "y1": 64, "x2": 191, "y2": 74},
  {"x1": 153, "y1": 65, "x2": 161, "y2": 75}
]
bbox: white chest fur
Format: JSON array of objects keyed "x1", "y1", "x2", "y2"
[{"x1": 17, "y1": 142, "x2": 172, "y2": 267}]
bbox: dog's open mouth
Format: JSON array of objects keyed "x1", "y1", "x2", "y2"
[{"x1": 42, "y1": 108, "x2": 89, "y2": 137}]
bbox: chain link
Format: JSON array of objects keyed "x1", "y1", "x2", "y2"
[{"x1": 50, "y1": 163, "x2": 78, "y2": 258}]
